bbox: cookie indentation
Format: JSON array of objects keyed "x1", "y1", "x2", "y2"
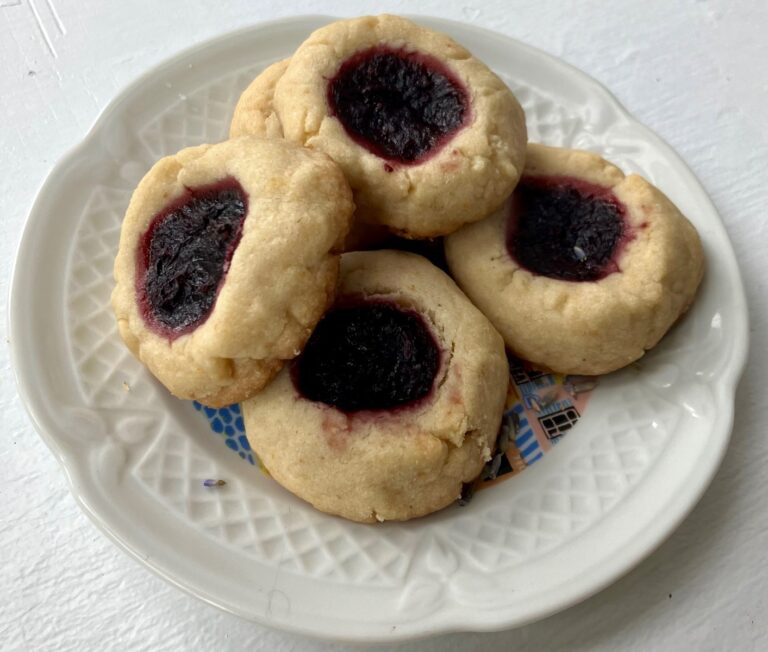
[
  {"x1": 137, "y1": 178, "x2": 247, "y2": 338},
  {"x1": 327, "y1": 46, "x2": 469, "y2": 164},
  {"x1": 294, "y1": 298, "x2": 440, "y2": 412},
  {"x1": 507, "y1": 176, "x2": 627, "y2": 282}
]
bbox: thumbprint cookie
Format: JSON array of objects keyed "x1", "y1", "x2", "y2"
[{"x1": 112, "y1": 137, "x2": 354, "y2": 406}]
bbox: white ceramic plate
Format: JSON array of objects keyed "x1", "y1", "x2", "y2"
[{"x1": 10, "y1": 15, "x2": 748, "y2": 643}]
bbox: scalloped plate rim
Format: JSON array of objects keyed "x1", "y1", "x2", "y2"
[{"x1": 8, "y1": 14, "x2": 749, "y2": 643}]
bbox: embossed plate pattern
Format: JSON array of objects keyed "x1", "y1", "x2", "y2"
[{"x1": 10, "y1": 16, "x2": 748, "y2": 642}]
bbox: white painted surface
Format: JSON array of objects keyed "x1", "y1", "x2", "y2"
[{"x1": 1, "y1": 1, "x2": 766, "y2": 650}]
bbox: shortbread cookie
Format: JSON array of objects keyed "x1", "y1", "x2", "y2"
[
  {"x1": 270, "y1": 15, "x2": 527, "y2": 238},
  {"x1": 229, "y1": 59, "x2": 289, "y2": 139},
  {"x1": 242, "y1": 250, "x2": 509, "y2": 522},
  {"x1": 112, "y1": 137, "x2": 354, "y2": 406},
  {"x1": 445, "y1": 143, "x2": 704, "y2": 375},
  {"x1": 230, "y1": 59, "x2": 390, "y2": 252}
]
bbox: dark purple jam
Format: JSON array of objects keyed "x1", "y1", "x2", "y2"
[
  {"x1": 327, "y1": 46, "x2": 469, "y2": 165},
  {"x1": 293, "y1": 299, "x2": 440, "y2": 412},
  {"x1": 136, "y1": 177, "x2": 247, "y2": 339},
  {"x1": 506, "y1": 176, "x2": 628, "y2": 282}
]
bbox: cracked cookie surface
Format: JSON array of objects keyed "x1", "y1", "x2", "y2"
[
  {"x1": 242, "y1": 250, "x2": 509, "y2": 522},
  {"x1": 230, "y1": 57, "x2": 393, "y2": 252},
  {"x1": 445, "y1": 143, "x2": 705, "y2": 375},
  {"x1": 263, "y1": 14, "x2": 527, "y2": 238},
  {"x1": 112, "y1": 137, "x2": 354, "y2": 406},
  {"x1": 229, "y1": 58, "x2": 288, "y2": 140}
]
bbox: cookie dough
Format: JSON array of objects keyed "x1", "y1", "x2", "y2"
[
  {"x1": 242, "y1": 250, "x2": 509, "y2": 522},
  {"x1": 268, "y1": 15, "x2": 527, "y2": 238},
  {"x1": 230, "y1": 58, "x2": 391, "y2": 252},
  {"x1": 445, "y1": 143, "x2": 704, "y2": 375},
  {"x1": 229, "y1": 59, "x2": 289, "y2": 139},
  {"x1": 112, "y1": 136, "x2": 354, "y2": 406}
]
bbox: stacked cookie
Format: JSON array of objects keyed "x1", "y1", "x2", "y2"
[
  {"x1": 230, "y1": 15, "x2": 527, "y2": 238},
  {"x1": 112, "y1": 15, "x2": 703, "y2": 523}
]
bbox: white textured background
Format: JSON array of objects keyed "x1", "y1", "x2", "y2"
[{"x1": 2, "y1": 1, "x2": 767, "y2": 650}]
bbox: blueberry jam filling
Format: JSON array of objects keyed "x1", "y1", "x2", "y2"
[
  {"x1": 137, "y1": 177, "x2": 247, "y2": 338},
  {"x1": 506, "y1": 176, "x2": 627, "y2": 282},
  {"x1": 294, "y1": 299, "x2": 440, "y2": 412},
  {"x1": 327, "y1": 46, "x2": 469, "y2": 164}
]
